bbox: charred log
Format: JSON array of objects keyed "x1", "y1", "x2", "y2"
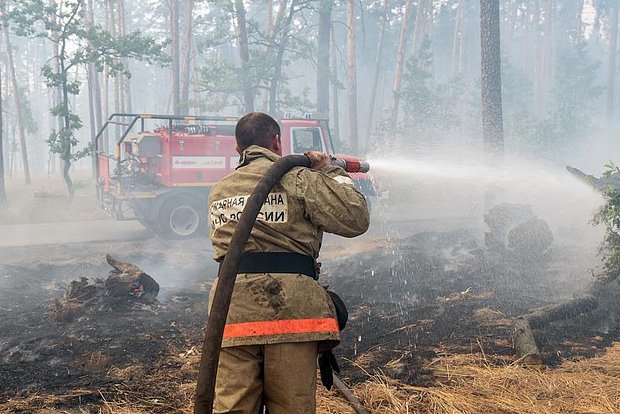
[
  {"x1": 507, "y1": 218, "x2": 553, "y2": 256},
  {"x1": 566, "y1": 166, "x2": 620, "y2": 191},
  {"x1": 105, "y1": 254, "x2": 159, "y2": 303},
  {"x1": 513, "y1": 294, "x2": 601, "y2": 364},
  {"x1": 51, "y1": 255, "x2": 159, "y2": 322},
  {"x1": 512, "y1": 316, "x2": 542, "y2": 365},
  {"x1": 484, "y1": 203, "x2": 553, "y2": 257}
]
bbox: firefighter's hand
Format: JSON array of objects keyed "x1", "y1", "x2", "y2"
[
  {"x1": 305, "y1": 151, "x2": 330, "y2": 169},
  {"x1": 318, "y1": 350, "x2": 340, "y2": 390}
]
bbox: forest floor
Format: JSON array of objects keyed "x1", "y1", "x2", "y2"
[
  {"x1": 1, "y1": 222, "x2": 619, "y2": 413},
  {"x1": 1, "y1": 176, "x2": 619, "y2": 413}
]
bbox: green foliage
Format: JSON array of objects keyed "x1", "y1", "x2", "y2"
[
  {"x1": 505, "y1": 42, "x2": 603, "y2": 159},
  {"x1": 501, "y1": 60, "x2": 543, "y2": 157},
  {"x1": 46, "y1": 129, "x2": 93, "y2": 162},
  {"x1": 398, "y1": 37, "x2": 463, "y2": 145},
  {"x1": 196, "y1": 1, "x2": 315, "y2": 114},
  {"x1": 199, "y1": 55, "x2": 245, "y2": 108},
  {"x1": 6, "y1": 0, "x2": 168, "y2": 179},
  {"x1": 592, "y1": 163, "x2": 620, "y2": 275},
  {"x1": 593, "y1": 0, "x2": 617, "y2": 17},
  {"x1": 549, "y1": 43, "x2": 603, "y2": 141},
  {"x1": 3, "y1": 85, "x2": 38, "y2": 134},
  {"x1": 277, "y1": 86, "x2": 315, "y2": 114}
]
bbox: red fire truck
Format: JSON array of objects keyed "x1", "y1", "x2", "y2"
[{"x1": 95, "y1": 113, "x2": 374, "y2": 239}]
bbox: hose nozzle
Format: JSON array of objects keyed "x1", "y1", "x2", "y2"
[{"x1": 330, "y1": 157, "x2": 371, "y2": 173}]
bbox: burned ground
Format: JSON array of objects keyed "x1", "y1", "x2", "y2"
[
  {"x1": 325, "y1": 229, "x2": 618, "y2": 384},
  {"x1": 0, "y1": 242, "x2": 215, "y2": 411},
  {"x1": 0, "y1": 225, "x2": 618, "y2": 413}
]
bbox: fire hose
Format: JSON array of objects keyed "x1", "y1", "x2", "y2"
[{"x1": 193, "y1": 154, "x2": 369, "y2": 414}]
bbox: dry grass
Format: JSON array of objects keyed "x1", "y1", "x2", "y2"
[
  {"x1": 0, "y1": 389, "x2": 100, "y2": 413},
  {"x1": 337, "y1": 342, "x2": 620, "y2": 414},
  {"x1": 3, "y1": 343, "x2": 620, "y2": 414}
]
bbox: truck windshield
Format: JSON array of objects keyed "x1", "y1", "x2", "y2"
[{"x1": 291, "y1": 127, "x2": 324, "y2": 153}]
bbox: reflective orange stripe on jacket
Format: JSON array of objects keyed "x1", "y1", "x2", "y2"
[{"x1": 223, "y1": 318, "x2": 339, "y2": 339}]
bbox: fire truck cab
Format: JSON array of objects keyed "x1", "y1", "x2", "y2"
[{"x1": 95, "y1": 114, "x2": 374, "y2": 239}]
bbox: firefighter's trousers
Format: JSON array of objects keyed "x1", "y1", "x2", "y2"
[{"x1": 214, "y1": 342, "x2": 318, "y2": 414}]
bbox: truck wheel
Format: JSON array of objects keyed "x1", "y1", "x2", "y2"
[{"x1": 157, "y1": 195, "x2": 207, "y2": 239}]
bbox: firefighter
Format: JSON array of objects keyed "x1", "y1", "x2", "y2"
[{"x1": 207, "y1": 112, "x2": 370, "y2": 414}]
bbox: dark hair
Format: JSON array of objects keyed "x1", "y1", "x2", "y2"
[{"x1": 235, "y1": 112, "x2": 280, "y2": 151}]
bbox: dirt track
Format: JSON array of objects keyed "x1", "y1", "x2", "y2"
[{"x1": 0, "y1": 220, "x2": 150, "y2": 247}]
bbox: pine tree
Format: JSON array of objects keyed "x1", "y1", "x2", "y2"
[{"x1": 8, "y1": 0, "x2": 169, "y2": 198}]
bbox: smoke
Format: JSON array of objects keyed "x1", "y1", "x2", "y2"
[
  {"x1": 565, "y1": 128, "x2": 620, "y2": 174},
  {"x1": 363, "y1": 142, "x2": 607, "y2": 296}
]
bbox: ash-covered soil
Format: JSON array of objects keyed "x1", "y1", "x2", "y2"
[
  {"x1": 0, "y1": 239, "x2": 217, "y2": 410},
  {"x1": 324, "y1": 230, "x2": 619, "y2": 384},
  {"x1": 0, "y1": 225, "x2": 618, "y2": 413}
]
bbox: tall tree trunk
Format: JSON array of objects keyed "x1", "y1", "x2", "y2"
[
  {"x1": 125, "y1": 75, "x2": 133, "y2": 113},
  {"x1": 521, "y1": 0, "x2": 530, "y2": 74},
  {"x1": 480, "y1": 0, "x2": 504, "y2": 153},
  {"x1": 423, "y1": 0, "x2": 434, "y2": 57},
  {"x1": 60, "y1": 60, "x2": 74, "y2": 199},
  {"x1": 533, "y1": 0, "x2": 544, "y2": 115},
  {"x1": 46, "y1": 60, "x2": 56, "y2": 174},
  {"x1": 575, "y1": 0, "x2": 585, "y2": 41},
  {"x1": 10, "y1": 128, "x2": 16, "y2": 178},
  {"x1": 48, "y1": 0, "x2": 62, "y2": 143},
  {"x1": 87, "y1": 65, "x2": 97, "y2": 176},
  {"x1": 170, "y1": 0, "x2": 181, "y2": 114},
  {"x1": 391, "y1": 0, "x2": 414, "y2": 118},
  {"x1": 331, "y1": 30, "x2": 340, "y2": 143},
  {"x1": 9, "y1": 108, "x2": 15, "y2": 177},
  {"x1": 180, "y1": 0, "x2": 194, "y2": 115},
  {"x1": 86, "y1": 0, "x2": 97, "y2": 176},
  {"x1": 606, "y1": 0, "x2": 619, "y2": 122},
  {"x1": 270, "y1": 0, "x2": 290, "y2": 38},
  {"x1": 267, "y1": 0, "x2": 273, "y2": 35},
  {"x1": 115, "y1": 70, "x2": 121, "y2": 138},
  {"x1": 234, "y1": 0, "x2": 254, "y2": 112},
  {"x1": 543, "y1": 0, "x2": 555, "y2": 106},
  {"x1": 118, "y1": 0, "x2": 132, "y2": 113},
  {"x1": 92, "y1": 69, "x2": 103, "y2": 132},
  {"x1": 463, "y1": 1, "x2": 480, "y2": 78},
  {"x1": 502, "y1": 0, "x2": 519, "y2": 57},
  {"x1": 116, "y1": 0, "x2": 124, "y2": 115},
  {"x1": 269, "y1": 1, "x2": 297, "y2": 114},
  {"x1": 110, "y1": 0, "x2": 121, "y2": 142},
  {"x1": 3, "y1": 25, "x2": 31, "y2": 184},
  {"x1": 346, "y1": 0, "x2": 359, "y2": 153},
  {"x1": 5, "y1": 64, "x2": 12, "y2": 177},
  {"x1": 317, "y1": 0, "x2": 332, "y2": 117},
  {"x1": 412, "y1": 0, "x2": 427, "y2": 56},
  {"x1": 0, "y1": 62, "x2": 6, "y2": 204},
  {"x1": 261, "y1": 0, "x2": 288, "y2": 110},
  {"x1": 365, "y1": 0, "x2": 389, "y2": 147},
  {"x1": 451, "y1": 0, "x2": 466, "y2": 77},
  {"x1": 191, "y1": 48, "x2": 202, "y2": 113},
  {"x1": 103, "y1": 0, "x2": 111, "y2": 151}
]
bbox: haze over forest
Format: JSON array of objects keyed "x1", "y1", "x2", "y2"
[
  {"x1": 0, "y1": 0, "x2": 618, "y2": 187},
  {"x1": 2, "y1": 4, "x2": 620, "y2": 412}
]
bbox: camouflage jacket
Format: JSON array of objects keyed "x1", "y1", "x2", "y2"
[{"x1": 208, "y1": 145, "x2": 369, "y2": 348}]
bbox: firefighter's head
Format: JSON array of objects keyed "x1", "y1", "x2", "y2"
[{"x1": 235, "y1": 112, "x2": 282, "y2": 156}]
